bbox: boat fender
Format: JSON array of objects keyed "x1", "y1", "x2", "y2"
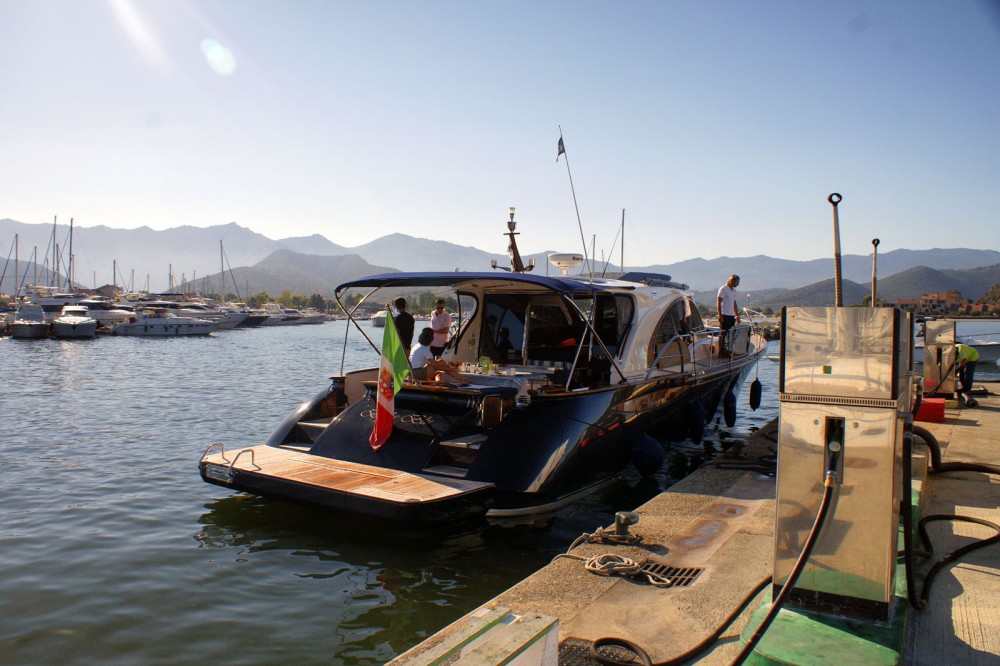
[
  {"x1": 724, "y1": 391, "x2": 737, "y2": 428},
  {"x1": 631, "y1": 434, "x2": 665, "y2": 478},
  {"x1": 749, "y1": 378, "x2": 762, "y2": 411},
  {"x1": 689, "y1": 402, "x2": 705, "y2": 444}
]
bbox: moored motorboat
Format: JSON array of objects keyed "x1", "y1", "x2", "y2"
[
  {"x1": 370, "y1": 310, "x2": 388, "y2": 327},
  {"x1": 78, "y1": 299, "x2": 135, "y2": 330},
  {"x1": 111, "y1": 308, "x2": 217, "y2": 336},
  {"x1": 200, "y1": 210, "x2": 767, "y2": 522},
  {"x1": 10, "y1": 304, "x2": 51, "y2": 339},
  {"x1": 52, "y1": 305, "x2": 99, "y2": 339}
]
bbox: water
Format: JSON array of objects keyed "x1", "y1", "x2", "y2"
[{"x1": 0, "y1": 322, "x2": 777, "y2": 665}]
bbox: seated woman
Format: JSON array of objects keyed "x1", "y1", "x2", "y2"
[{"x1": 410, "y1": 327, "x2": 466, "y2": 383}]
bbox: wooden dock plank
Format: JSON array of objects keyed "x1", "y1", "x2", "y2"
[{"x1": 203, "y1": 445, "x2": 491, "y2": 503}]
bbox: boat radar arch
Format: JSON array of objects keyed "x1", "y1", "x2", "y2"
[{"x1": 548, "y1": 253, "x2": 584, "y2": 276}]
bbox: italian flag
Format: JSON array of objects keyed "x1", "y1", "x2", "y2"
[{"x1": 369, "y1": 312, "x2": 411, "y2": 450}]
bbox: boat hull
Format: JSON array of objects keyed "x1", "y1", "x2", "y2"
[
  {"x1": 53, "y1": 319, "x2": 99, "y2": 339},
  {"x1": 11, "y1": 322, "x2": 51, "y2": 339},
  {"x1": 201, "y1": 355, "x2": 758, "y2": 522}
]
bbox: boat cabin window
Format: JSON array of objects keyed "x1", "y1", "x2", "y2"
[
  {"x1": 650, "y1": 297, "x2": 704, "y2": 368},
  {"x1": 476, "y1": 296, "x2": 527, "y2": 363},
  {"x1": 654, "y1": 297, "x2": 703, "y2": 340}
]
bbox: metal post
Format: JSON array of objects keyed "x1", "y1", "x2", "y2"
[
  {"x1": 871, "y1": 238, "x2": 880, "y2": 307},
  {"x1": 828, "y1": 193, "x2": 843, "y2": 307}
]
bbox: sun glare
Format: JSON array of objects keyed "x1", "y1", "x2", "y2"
[
  {"x1": 201, "y1": 39, "x2": 237, "y2": 76},
  {"x1": 107, "y1": 0, "x2": 170, "y2": 73}
]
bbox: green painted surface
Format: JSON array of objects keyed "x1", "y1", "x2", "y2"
[
  {"x1": 741, "y1": 598, "x2": 906, "y2": 665},
  {"x1": 738, "y1": 479, "x2": 921, "y2": 664}
]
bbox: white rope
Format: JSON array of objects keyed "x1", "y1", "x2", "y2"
[{"x1": 551, "y1": 527, "x2": 678, "y2": 588}]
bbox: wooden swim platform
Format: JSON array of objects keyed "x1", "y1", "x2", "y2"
[{"x1": 200, "y1": 444, "x2": 494, "y2": 511}]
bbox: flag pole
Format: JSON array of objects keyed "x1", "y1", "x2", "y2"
[{"x1": 557, "y1": 127, "x2": 593, "y2": 276}]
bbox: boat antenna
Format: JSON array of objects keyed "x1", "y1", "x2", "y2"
[
  {"x1": 600, "y1": 209, "x2": 624, "y2": 278},
  {"x1": 493, "y1": 207, "x2": 535, "y2": 273},
  {"x1": 556, "y1": 128, "x2": 593, "y2": 277}
]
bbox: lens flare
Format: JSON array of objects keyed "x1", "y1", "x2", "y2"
[{"x1": 200, "y1": 39, "x2": 237, "y2": 76}]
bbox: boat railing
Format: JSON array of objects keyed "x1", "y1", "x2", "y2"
[
  {"x1": 201, "y1": 442, "x2": 230, "y2": 464},
  {"x1": 646, "y1": 323, "x2": 757, "y2": 380}
]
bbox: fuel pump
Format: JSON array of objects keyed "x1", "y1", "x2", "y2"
[
  {"x1": 775, "y1": 306, "x2": 913, "y2": 620},
  {"x1": 921, "y1": 319, "x2": 956, "y2": 397}
]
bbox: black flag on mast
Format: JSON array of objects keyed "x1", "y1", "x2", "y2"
[{"x1": 556, "y1": 136, "x2": 565, "y2": 161}]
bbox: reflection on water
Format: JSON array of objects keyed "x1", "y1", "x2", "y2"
[{"x1": 0, "y1": 322, "x2": 779, "y2": 665}]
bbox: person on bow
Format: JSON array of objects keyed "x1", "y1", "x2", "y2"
[{"x1": 716, "y1": 274, "x2": 741, "y2": 357}]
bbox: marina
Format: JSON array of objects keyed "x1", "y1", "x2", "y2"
[
  {"x1": 4, "y1": 293, "x2": 1000, "y2": 664},
  {"x1": 2, "y1": 318, "x2": 782, "y2": 665}
]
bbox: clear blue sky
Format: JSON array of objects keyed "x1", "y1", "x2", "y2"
[{"x1": 2, "y1": 1, "x2": 998, "y2": 267}]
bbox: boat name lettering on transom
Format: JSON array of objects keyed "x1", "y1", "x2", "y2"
[{"x1": 358, "y1": 409, "x2": 432, "y2": 425}]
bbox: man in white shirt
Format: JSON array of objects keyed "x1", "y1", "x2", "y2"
[
  {"x1": 716, "y1": 274, "x2": 741, "y2": 357},
  {"x1": 430, "y1": 298, "x2": 452, "y2": 357}
]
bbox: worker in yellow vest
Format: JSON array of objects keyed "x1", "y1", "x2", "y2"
[{"x1": 955, "y1": 343, "x2": 980, "y2": 407}]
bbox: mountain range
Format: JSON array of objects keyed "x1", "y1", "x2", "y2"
[{"x1": 2, "y1": 218, "x2": 999, "y2": 305}]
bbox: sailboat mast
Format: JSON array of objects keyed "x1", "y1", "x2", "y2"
[
  {"x1": 67, "y1": 217, "x2": 74, "y2": 290},
  {"x1": 621, "y1": 209, "x2": 625, "y2": 274},
  {"x1": 51, "y1": 215, "x2": 57, "y2": 288}
]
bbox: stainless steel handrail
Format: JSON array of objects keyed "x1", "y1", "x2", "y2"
[
  {"x1": 201, "y1": 442, "x2": 230, "y2": 464},
  {"x1": 230, "y1": 448, "x2": 260, "y2": 471}
]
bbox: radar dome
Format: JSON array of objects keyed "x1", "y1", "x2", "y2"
[{"x1": 548, "y1": 253, "x2": 584, "y2": 276}]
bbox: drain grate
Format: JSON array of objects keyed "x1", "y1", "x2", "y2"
[{"x1": 637, "y1": 562, "x2": 704, "y2": 588}]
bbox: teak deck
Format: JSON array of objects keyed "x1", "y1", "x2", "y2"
[{"x1": 202, "y1": 445, "x2": 492, "y2": 503}]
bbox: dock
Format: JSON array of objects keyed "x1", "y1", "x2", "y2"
[{"x1": 391, "y1": 381, "x2": 1000, "y2": 665}]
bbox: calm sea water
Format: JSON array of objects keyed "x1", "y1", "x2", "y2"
[{"x1": 14, "y1": 318, "x2": 989, "y2": 665}]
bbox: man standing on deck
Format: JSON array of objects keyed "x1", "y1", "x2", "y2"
[
  {"x1": 717, "y1": 275, "x2": 741, "y2": 357},
  {"x1": 393, "y1": 297, "x2": 415, "y2": 355},
  {"x1": 430, "y1": 298, "x2": 452, "y2": 358}
]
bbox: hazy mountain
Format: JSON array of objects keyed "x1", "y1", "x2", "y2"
[
  {"x1": 3, "y1": 217, "x2": 999, "y2": 297},
  {"x1": 275, "y1": 234, "x2": 348, "y2": 255},
  {"x1": 757, "y1": 278, "x2": 873, "y2": 308},
  {"x1": 184, "y1": 251, "x2": 397, "y2": 299},
  {"x1": 641, "y1": 248, "x2": 1000, "y2": 292}
]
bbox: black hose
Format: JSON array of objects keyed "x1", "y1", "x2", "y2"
[
  {"x1": 731, "y1": 475, "x2": 838, "y2": 665},
  {"x1": 589, "y1": 577, "x2": 772, "y2": 666},
  {"x1": 916, "y1": 514, "x2": 1000, "y2": 606},
  {"x1": 912, "y1": 425, "x2": 1000, "y2": 475},
  {"x1": 902, "y1": 424, "x2": 1000, "y2": 610}
]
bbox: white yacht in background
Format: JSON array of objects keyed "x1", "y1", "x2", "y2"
[
  {"x1": 52, "y1": 305, "x2": 99, "y2": 339},
  {"x1": 77, "y1": 299, "x2": 136, "y2": 330},
  {"x1": 10, "y1": 304, "x2": 51, "y2": 339},
  {"x1": 369, "y1": 310, "x2": 388, "y2": 327},
  {"x1": 110, "y1": 308, "x2": 217, "y2": 336},
  {"x1": 258, "y1": 303, "x2": 302, "y2": 325}
]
